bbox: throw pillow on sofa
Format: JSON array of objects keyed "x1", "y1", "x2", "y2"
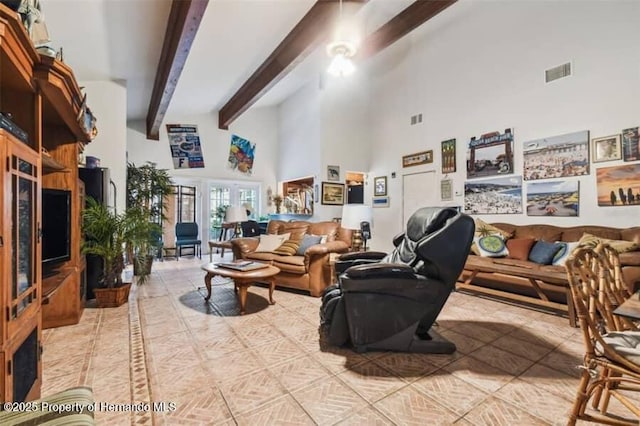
[
  {"x1": 273, "y1": 239, "x2": 301, "y2": 256},
  {"x1": 296, "y1": 235, "x2": 323, "y2": 255},
  {"x1": 255, "y1": 233, "x2": 291, "y2": 252},
  {"x1": 578, "y1": 233, "x2": 639, "y2": 253},
  {"x1": 506, "y1": 238, "x2": 535, "y2": 261},
  {"x1": 471, "y1": 219, "x2": 513, "y2": 255},
  {"x1": 474, "y1": 234, "x2": 509, "y2": 257},
  {"x1": 529, "y1": 240, "x2": 561, "y2": 265},
  {"x1": 552, "y1": 241, "x2": 580, "y2": 266}
]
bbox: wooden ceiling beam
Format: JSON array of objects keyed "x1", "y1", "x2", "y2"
[
  {"x1": 357, "y1": 0, "x2": 457, "y2": 60},
  {"x1": 218, "y1": 0, "x2": 367, "y2": 130},
  {"x1": 146, "y1": 0, "x2": 209, "y2": 140}
]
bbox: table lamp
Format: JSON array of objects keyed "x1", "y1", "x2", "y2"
[
  {"x1": 225, "y1": 206, "x2": 248, "y2": 237},
  {"x1": 341, "y1": 204, "x2": 373, "y2": 251}
]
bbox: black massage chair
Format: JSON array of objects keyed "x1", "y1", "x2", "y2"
[{"x1": 320, "y1": 207, "x2": 475, "y2": 354}]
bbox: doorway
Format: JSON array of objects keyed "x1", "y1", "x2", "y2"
[{"x1": 402, "y1": 171, "x2": 437, "y2": 225}]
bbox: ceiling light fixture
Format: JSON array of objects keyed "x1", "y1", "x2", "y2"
[{"x1": 327, "y1": 0, "x2": 357, "y2": 77}]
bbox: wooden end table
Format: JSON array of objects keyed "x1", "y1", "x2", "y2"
[{"x1": 201, "y1": 263, "x2": 280, "y2": 314}]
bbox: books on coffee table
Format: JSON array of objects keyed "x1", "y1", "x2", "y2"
[{"x1": 216, "y1": 261, "x2": 269, "y2": 271}]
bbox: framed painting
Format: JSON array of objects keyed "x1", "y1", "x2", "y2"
[
  {"x1": 441, "y1": 139, "x2": 456, "y2": 174},
  {"x1": 466, "y1": 129, "x2": 514, "y2": 179},
  {"x1": 372, "y1": 196, "x2": 390, "y2": 208},
  {"x1": 374, "y1": 176, "x2": 387, "y2": 196},
  {"x1": 464, "y1": 176, "x2": 523, "y2": 214},
  {"x1": 440, "y1": 179, "x2": 453, "y2": 201},
  {"x1": 622, "y1": 127, "x2": 639, "y2": 162},
  {"x1": 592, "y1": 134, "x2": 622, "y2": 163},
  {"x1": 327, "y1": 165, "x2": 340, "y2": 181},
  {"x1": 526, "y1": 181, "x2": 579, "y2": 216},
  {"x1": 523, "y1": 130, "x2": 589, "y2": 180},
  {"x1": 402, "y1": 150, "x2": 433, "y2": 167},
  {"x1": 321, "y1": 182, "x2": 345, "y2": 205},
  {"x1": 596, "y1": 163, "x2": 640, "y2": 206}
]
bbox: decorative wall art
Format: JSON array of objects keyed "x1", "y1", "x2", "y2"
[
  {"x1": 327, "y1": 165, "x2": 340, "y2": 181},
  {"x1": 374, "y1": 176, "x2": 387, "y2": 196},
  {"x1": 622, "y1": 127, "x2": 639, "y2": 162},
  {"x1": 466, "y1": 128, "x2": 514, "y2": 179},
  {"x1": 592, "y1": 134, "x2": 622, "y2": 163},
  {"x1": 526, "y1": 181, "x2": 579, "y2": 217},
  {"x1": 321, "y1": 182, "x2": 345, "y2": 205},
  {"x1": 523, "y1": 130, "x2": 589, "y2": 180},
  {"x1": 441, "y1": 139, "x2": 456, "y2": 174},
  {"x1": 402, "y1": 150, "x2": 433, "y2": 167},
  {"x1": 228, "y1": 134, "x2": 255, "y2": 175},
  {"x1": 166, "y1": 124, "x2": 205, "y2": 169},
  {"x1": 372, "y1": 196, "x2": 390, "y2": 208},
  {"x1": 596, "y1": 163, "x2": 640, "y2": 206},
  {"x1": 464, "y1": 176, "x2": 523, "y2": 215},
  {"x1": 440, "y1": 179, "x2": 453, "y2": 201}
]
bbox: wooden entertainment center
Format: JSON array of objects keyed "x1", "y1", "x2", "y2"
[{"x1": 0, "y1": 5, "x2": 94, "y2": 401}]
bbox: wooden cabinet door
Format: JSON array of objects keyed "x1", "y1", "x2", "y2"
[{"x1": 4, "y1": 137, "x2": 40, "y2": 342}]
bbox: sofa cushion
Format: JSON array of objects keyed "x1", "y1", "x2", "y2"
[
  {"x1": 506, "y1": 238, "x2": 535, "y2": 261},
  {"x1": 513, "y1": 225, "x2": 562, "y2": 243},
  {"x1": 273, "y1": 255, "x2": 306, "y2": 274},
  {"x1": 273, "y1": 239, "x2": 301, "y2": 256},
  {"x1": 529, "y1": 240, "x2": 561, "y2": 265},
  {"x1": 255, "y1": 233, "x2": 290, "y2": 252},
  {"x1": 296, "y1": 235, "x2": 323, "y2": 255},
  {"x1": 552, "y1": 241, "x2": 580, "y2": 266},
  {"x1": 245, "y1": 252, "x2": 278, "y2": 262},
  {"x1": 472, "y1": 219, "x2": 513, "y2": 255},
  {"x1": 475, "y1": 234, "x2": 508, "y2": 257},
  {"x1": 578, "y1": 233, "x2": 639, "y2": 253}
]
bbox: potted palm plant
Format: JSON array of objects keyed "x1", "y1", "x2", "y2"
[
  {"x1": 126, "y1": 162, "x2": 173, "y2": 276},
  {"x1": 82, "y1": 198, "x2": 131, "y2": 307}
]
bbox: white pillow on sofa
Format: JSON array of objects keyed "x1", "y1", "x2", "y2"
[
  {"x1": 474, "y1": 234, "x2": 509, "y2": 258},
  {"x1": 552, "y1": 241, "x2": 580, "y2": 266},
  {"x1": 255, "y1": 233, "x2": 290, "y2": 252}
]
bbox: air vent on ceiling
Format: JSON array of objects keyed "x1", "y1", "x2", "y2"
[{"x1": 545, "y1": 62, "x2": 571, "y2": 83}]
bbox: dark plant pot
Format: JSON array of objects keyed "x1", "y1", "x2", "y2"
[
  {"x1": 133, "y1": 255, "x2": 154, "y2": 276},
  {"x1": 94, "y1": 283, "x2": 131, "y2": 308}
]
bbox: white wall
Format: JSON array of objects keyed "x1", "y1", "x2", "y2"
[
  {"x1": 278, "y1": 73, "x2": 371, "y2": 221},
  {"x1": 81, "y1": 80, "x2": 127, "y2": 213},
  {"x1": 127, "y1": 107, "x2": 279, "y2": 241},
  {"x1": 364, "y1": 0, "x2": 640, "y2": 251}
]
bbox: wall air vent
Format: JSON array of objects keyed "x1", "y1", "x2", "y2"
[{"x1": 545, "y1": 62, "x2": 571, "y2": 83}]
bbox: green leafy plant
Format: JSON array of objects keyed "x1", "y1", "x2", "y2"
[
  {"x1": 126, "y1": 162, "x2": 173, "y2": 276},
  {"x1": 82, "y1": 198, "x2": 128, "y2": 288}
]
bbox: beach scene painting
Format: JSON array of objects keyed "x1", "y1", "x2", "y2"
[
  {"x1": 526, "y1": 181, "x2": 579, "y2": 216},
  {"x1": 596, "y1": 163, "x2": 640, "y2": 207},
  {"x1": 464, "y1": 176, "x2": 522, "y2": 215},
  {"x1": 523, "y1": 130, "x2": 589, "y2": 180}
]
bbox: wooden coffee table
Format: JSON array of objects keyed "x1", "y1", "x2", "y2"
[{"x1": 201, "y1": 263, "x2": 280, "y2": 314}]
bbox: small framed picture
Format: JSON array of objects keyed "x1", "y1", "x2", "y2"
[
  {"x1": 327, "y1": 165, "x2": 340, "y2": 181},
  {"x1": 372, "y1": 196, "x2": 390, "y2": 208},
  {"x1": 321, "y1": 182, "x2": 345, "y2": 205},
  {"x1": 622, "y1": 127, "x2": 639, "y2": 162},
  {"x1": 592, "y1": 134, "x2": 622, "y2": 163},
  {"x1": 440, "y1": 179, "x2": 453, "y2": 201},
  {"x1": 441, "y1": 139, "x2": 456, "y2": 174},
  {"x1": 374, "y1": 176, "x2": 387, "y2": 196},
  {"x1": 402, "y1": 150, "x2": 433, "y2": 168}
]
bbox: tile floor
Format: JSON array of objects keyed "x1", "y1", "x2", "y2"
[{"x1": 41, "y1": 255, "x2": 633, "y2": 425}]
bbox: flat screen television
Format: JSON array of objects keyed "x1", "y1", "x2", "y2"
[{"x1": 41, "y1": 188, "x2": 71, "y2": 267}]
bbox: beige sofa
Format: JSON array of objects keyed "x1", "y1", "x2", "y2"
[{"x1": 230, "y1": 220, "x2": 352, "y2": 296}]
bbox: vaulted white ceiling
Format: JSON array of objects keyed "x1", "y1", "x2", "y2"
[{"x1": 42, "y1": 0, "x2": 415, "y2": 122}]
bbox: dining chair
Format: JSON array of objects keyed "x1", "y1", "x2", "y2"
[{"x1": 566, "y1": 245, "x2": 640, "y2": 425}]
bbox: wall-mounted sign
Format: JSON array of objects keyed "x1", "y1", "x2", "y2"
[{"x1": 166, "y1": 124, "x2": 205, "y2": 169}]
